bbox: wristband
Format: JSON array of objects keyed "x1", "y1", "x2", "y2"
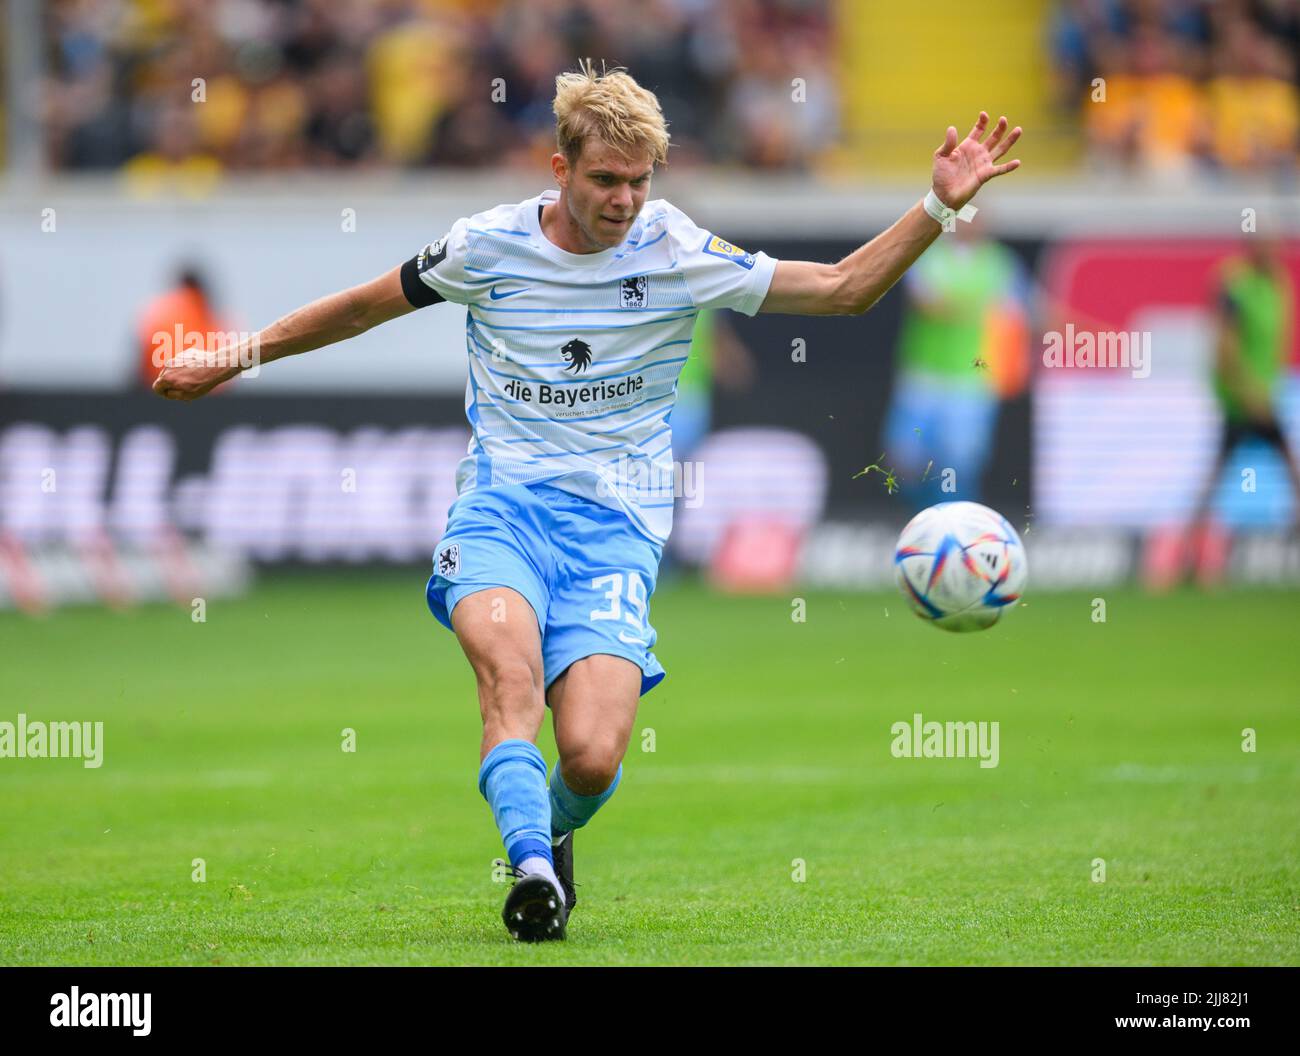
[{"x1": 924, "y1": 189, "x2": 977, "y2": 227}]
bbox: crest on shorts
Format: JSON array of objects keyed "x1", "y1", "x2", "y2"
[
  {"x1": 620, "y1": 275, "x2": 648, "y2": 308},
  {"x1": 436, "y1": 542, "x2": 460, "y2": 577}
]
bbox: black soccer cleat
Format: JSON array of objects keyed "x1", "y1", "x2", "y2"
[
  {"x1": 552, "y1": 831, "x2": 576, "y2": 919},
  {"x1": 502, "y1": 872, "x2": 566, "y2": 942}
]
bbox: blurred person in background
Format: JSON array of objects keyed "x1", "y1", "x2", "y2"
[
  {"x1": 729, "y1": 25, "x2": 838, "y2": 170},
  {"x1": 1181, "y1": 231, "x2": 1300, "y2": 584},
  {"x1": 1049, "y1": 0, "x2": 1112, "y2": 115},
  {"x1": 881, "y1": 219, "x2": 1029, "y2": 510},
  {"x1": 122, "y1": 100, "x2": 222, "y2": 194},
  {"x1": 422, "y1": 52, "x2": 526, "y2": 168},
  {"x1": 1204, "y1": 15, "x2": 1299, "y2": 177},
  {"x1": 1083, "y1": 17, "x2": 1208, "y2": 179},
  {"x1": 303, "y1": 47, "x2": 378, "y2": 167},
  {"x1": 136, "y1": 265, "x2": 230, "y2": 390}
]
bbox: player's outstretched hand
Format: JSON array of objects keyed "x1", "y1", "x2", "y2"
[
  {"x1": 152, "y1": 347, "x2": 239, "y2": 401},
  {"x1": 931, "y1": 112, "x2": 1022, "y2": 211}
]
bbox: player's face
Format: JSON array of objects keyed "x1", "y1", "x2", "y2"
[{"x1": 557, "y1": 141, "x2": 653, "y2": 250}]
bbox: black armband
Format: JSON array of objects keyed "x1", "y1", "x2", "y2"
[{"x1": 400, "y1": 241, "x2": 449, "y2": 308}]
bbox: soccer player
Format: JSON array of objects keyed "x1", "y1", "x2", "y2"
[
  {"x1": 881, "y1": 219, "x2": 1027, "y2": 509},
  {"x1": 152, "y1": 62, "x2": 1021, "y2": 942},
  {"x1": 1184, "y1": 231, "x2": 1300, "y2": 584}
]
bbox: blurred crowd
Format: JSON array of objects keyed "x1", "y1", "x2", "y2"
[
  {"x1": 34, "y1": 0, "x2": 1300, "y2": 183},
  {"x1": 1052, "y1": 0, "x2": 1300, "y2": 179},
  {"x1": 41, "y1": 0, "x2": 838, "y2": 180}
]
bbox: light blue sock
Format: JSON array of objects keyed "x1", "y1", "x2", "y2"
[
  {"x1": 549, "y1": 760, "x2": 622, "y2": 837},
  {"x1": 478, "y1": 739, "x2": 552, "y2": 868}
]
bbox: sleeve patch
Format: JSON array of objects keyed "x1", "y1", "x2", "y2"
[
  {"x1": 703, "y1": 234, "x2": 756, "y2": 270},
  {"x1": 417, "y1": 237, "x2": 447, "y2": 274}
]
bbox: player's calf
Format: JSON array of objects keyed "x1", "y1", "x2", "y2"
[{"x1": 547, "y1": 758, "x2": 623, "y2": 919}]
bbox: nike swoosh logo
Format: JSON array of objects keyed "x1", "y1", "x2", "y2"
[{"x1": 488, "y1": 285, "x2": 531, "y2": 300}]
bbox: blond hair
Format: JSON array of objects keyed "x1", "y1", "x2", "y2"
[{"x1": 553, "y1": 59, "x2": 670, "y2": 166}]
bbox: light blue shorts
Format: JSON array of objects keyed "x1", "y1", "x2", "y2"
[{"x1": 426, "y1": 482, "x2": 666, "y2": 697}]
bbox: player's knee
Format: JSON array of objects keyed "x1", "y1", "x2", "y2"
[{"x1": 560, "y1": 749, "x2": 621, "y2": 796}]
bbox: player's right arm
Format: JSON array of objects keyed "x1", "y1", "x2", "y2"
[{"x1": 152, "y1": 265, "x2": 415, "y2": 401}]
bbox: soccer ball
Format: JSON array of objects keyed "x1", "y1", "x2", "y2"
[{"x1": 894, "y1": 501, "x2": 1027, "y2": 632}]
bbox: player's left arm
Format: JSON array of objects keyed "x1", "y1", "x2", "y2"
[{"x1": 758, "y1": 113, "x2": 1022, "y2": 316}]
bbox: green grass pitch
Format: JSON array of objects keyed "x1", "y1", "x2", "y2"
[{"x1": 1, "y1": 574, "x2": 1297, "y2": 966}]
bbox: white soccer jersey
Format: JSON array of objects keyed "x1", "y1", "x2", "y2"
[{"x1": 401, "y1": 189, "x2": 778, "y2": 546}]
